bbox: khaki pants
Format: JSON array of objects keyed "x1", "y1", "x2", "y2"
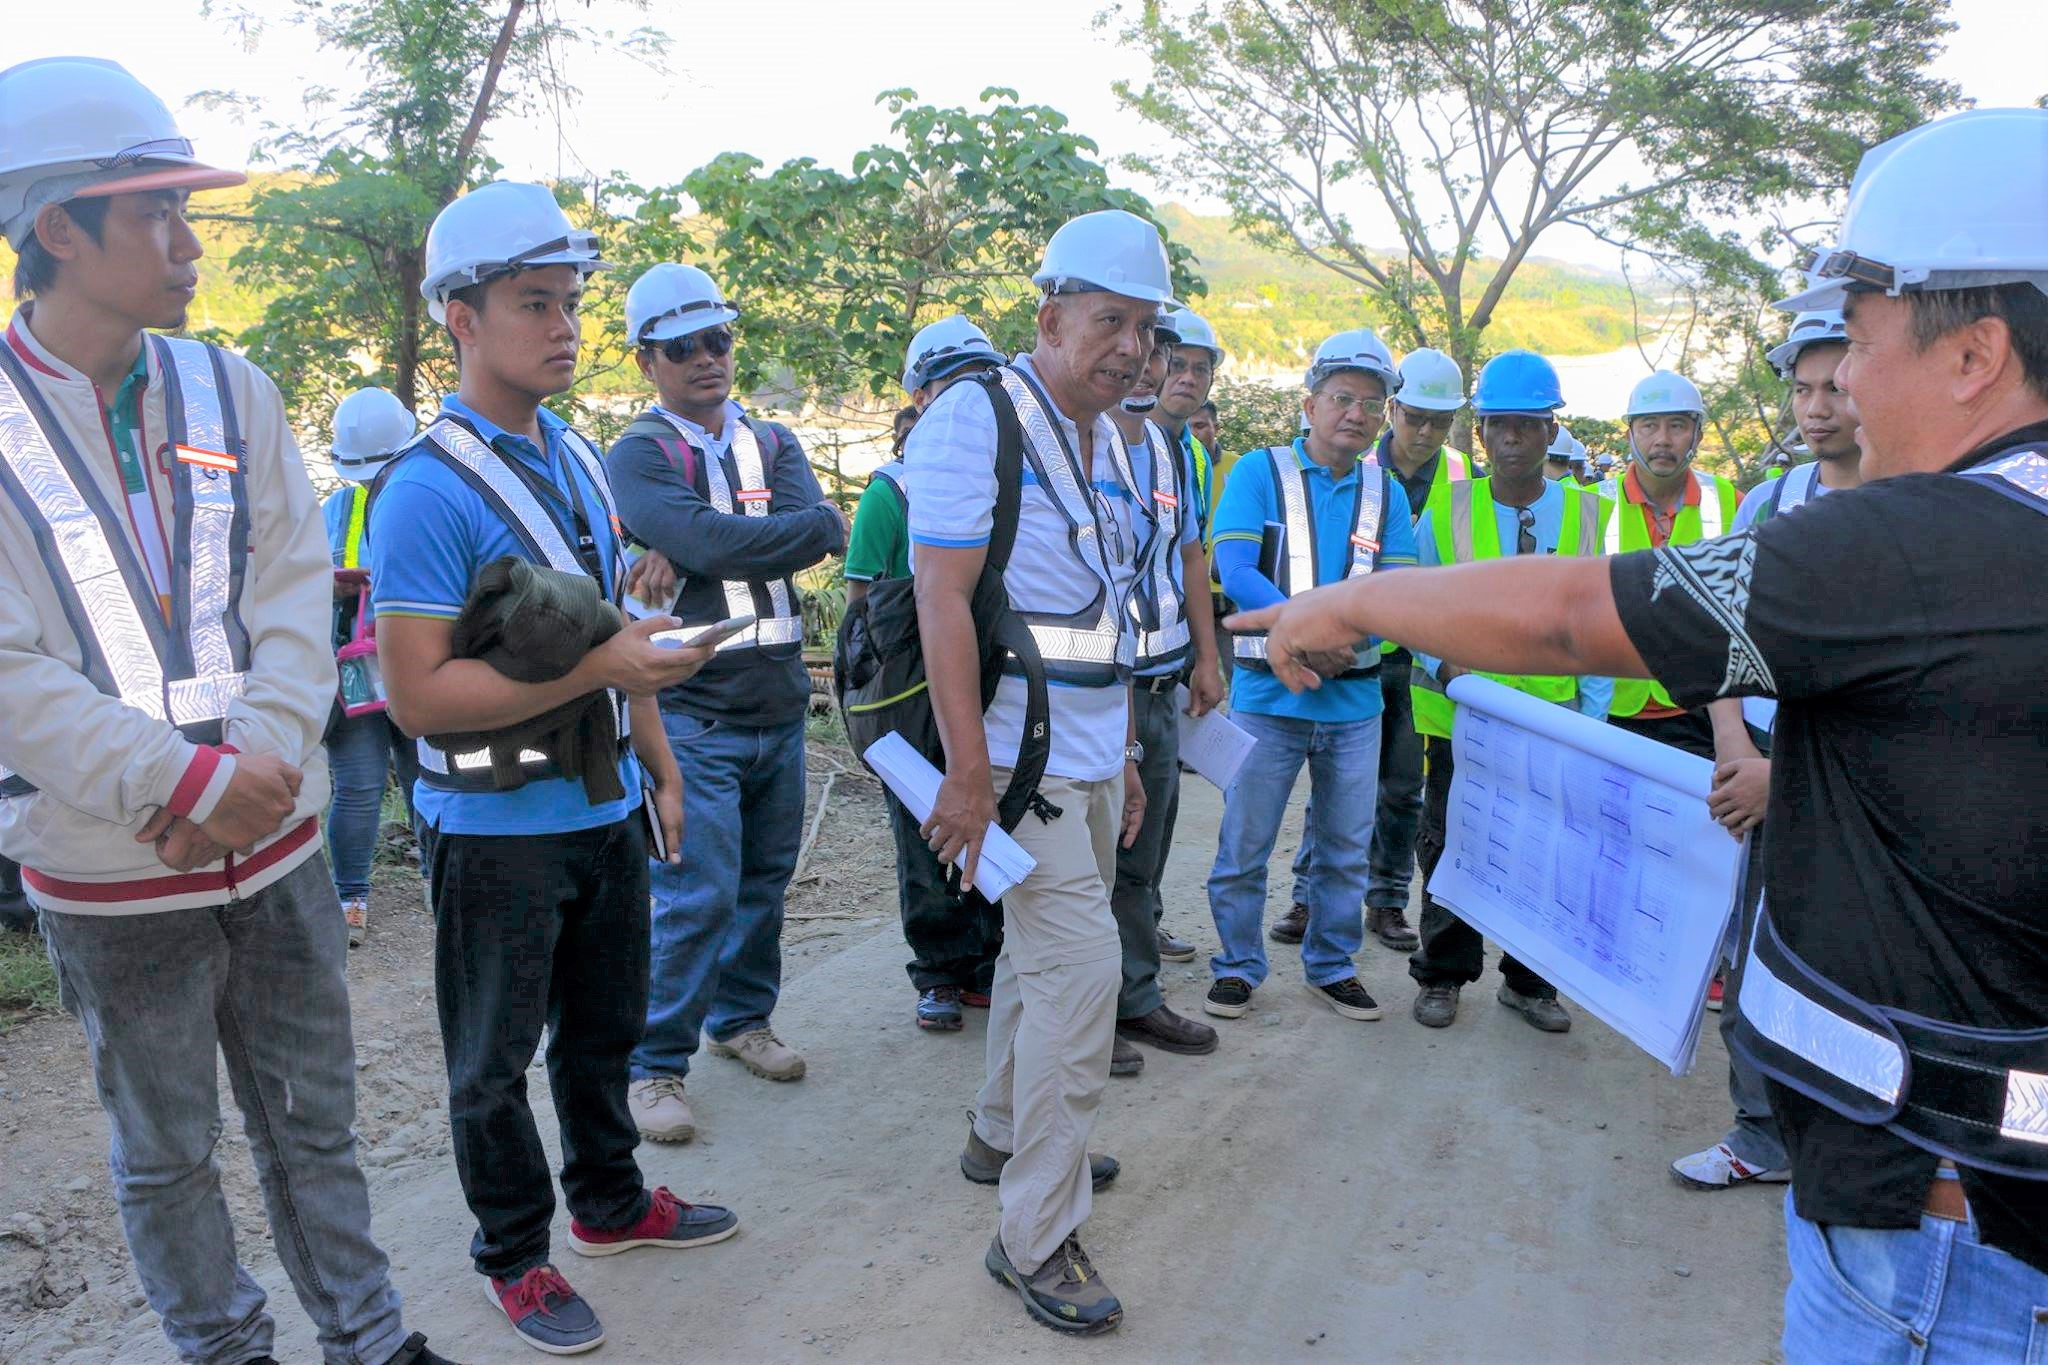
[{"x1": 973, "y1": 770, "x2": 1123, "y2": 1274}]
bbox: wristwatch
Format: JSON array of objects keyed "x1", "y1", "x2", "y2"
[{"x1": 1124, "y1": 741, "x2": 1145, "y2": 765}]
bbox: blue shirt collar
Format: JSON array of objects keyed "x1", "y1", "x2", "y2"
[
  {"x1": 1291, "y1": 436, "x2": 1360, "y2": 487},
  {"x1": 440, "y1": 393, "x2": 566, "y2": 461}
]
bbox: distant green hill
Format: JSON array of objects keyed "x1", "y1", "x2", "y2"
[{"x1": 1157, "y1": 203, "x2": 1643, "y2": 367}]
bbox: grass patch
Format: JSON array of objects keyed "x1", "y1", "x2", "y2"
[{"x1": 0, "y1": 928, "x2": 58, "y2": 1029}]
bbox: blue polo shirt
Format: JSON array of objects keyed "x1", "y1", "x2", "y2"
[
  {"x1": 368, "y1": 395, "x2": 638, "y2": 836},
  {"x1": 1212, "y1": 440, "x2": 1418, "y2": 722}
]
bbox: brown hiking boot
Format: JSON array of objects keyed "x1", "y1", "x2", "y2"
[
  {"x1": 1116, "y1": 1003, "x2": 1219, "y2": 1055},
  {"x1": 1366, "y1": 905, "x2": 1419, "y2": 952},
  {"x1": 1268, "y1": 903, "x2": 1308, "y2": 944}
]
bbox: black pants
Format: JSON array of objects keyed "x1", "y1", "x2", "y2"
[
  {"x1": 887, "y1": 790, "x2": 1002, "y2": 993},
  {"x1": 1366, "y1": 651, "x2": 1426, "y2": 911},
  {"x1": 1407, "y1": 736, "x2": 1553, "y2": 996},
  {"x1": 429, "y1": 818, "x2": 651, "y2": 1278},
  {"x1": 0, "y1": 855, "x2": 32, "y2": 933},
  {"x1": 1609, "y1": 708, "x2": 1717, "y2": 760},
  {"x1": 1110, "y1": 682, "x2": 1184, "y2": 1019}
]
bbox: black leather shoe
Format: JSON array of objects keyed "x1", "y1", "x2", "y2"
[
  {"x1": 1366, "y1": 905, "x2": 1420, "y2": 952},
  {"x1": 1117, "y1": 1003, "x2": 1219, "y2": 1055},
  {"x1": 1267, "y1": 903, "x2": 1307, "y2": 944},
  {"x1": 1110, "y1": 1035, "x2": 1146, "y2": 1076}
]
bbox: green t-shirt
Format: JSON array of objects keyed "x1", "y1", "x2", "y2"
[{"x1": 844, "y1": 470, "x2": 910, "y2": 583}]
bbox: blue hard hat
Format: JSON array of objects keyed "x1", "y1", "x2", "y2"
[{"x1": 1471, "y1": 349, "x2": 1564, "y2": 416}]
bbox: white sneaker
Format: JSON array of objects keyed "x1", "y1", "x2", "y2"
[
  {"x1": 1670, "y1": 1142, "x2": 1790, "y2": 1190},
  {"x1": 629, "y1": 1076, "x2": 696, "y2": 1143},
  {"x1": 706, "y1": 1027, "x2": 806, "y2": 1082},
  {"x1": 343, "y1": 898, "x2": 369, "y2": 948}
]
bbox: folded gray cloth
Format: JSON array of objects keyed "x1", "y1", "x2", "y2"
[{"x1": 429, "y1": 556, "x2": 626, "y2": 804}]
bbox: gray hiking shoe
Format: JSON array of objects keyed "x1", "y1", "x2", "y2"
[
  {"x1": 986, "y1": 1233, "x2": 1124, "y2": 1335},
  {"x1": 1497, "y1": 984, "x2": 1572, "y2": 1033},
  {"x1": 960, "y1": 1119, "x2": 1119, "y2": 1190}
]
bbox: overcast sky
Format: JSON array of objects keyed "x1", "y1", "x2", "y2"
[{"x1": 13, "y1": 0, "x2": 2045, "y2": 275}]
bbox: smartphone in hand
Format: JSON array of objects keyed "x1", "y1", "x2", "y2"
[{"x1": 652, "y1": 614, "x2": 758, "y2": 650}]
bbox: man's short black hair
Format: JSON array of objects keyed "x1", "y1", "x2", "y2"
[
  {"x1": 1197, "y1": 399, "x2": 1217, "y2": 417},
  {"x1": 12, "y1": 197, "x2": 111, "y2": 300},
  {"x1": 1905, "y1": 283, "x2": 2048, "y2": 402},
  {"x1": 442, "y1": 278, "x2": 493, "y2": 363}
]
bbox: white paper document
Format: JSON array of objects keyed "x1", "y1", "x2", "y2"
[
  {"x1": 1175, "y1": 685, "x2": 1258, "y2": 790},
  {"x1": 1741, "y1": 696, "x2": 1778, "y2": 734},
  {"x1": 1425, "y1": 676, "x2": 1742, "y2": 1075},
  {"x1": 861, "y1": 732, "x2": 1036, "y2": 902}
]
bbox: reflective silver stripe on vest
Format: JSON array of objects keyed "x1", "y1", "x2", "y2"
[
  {"x1": 1695, "y1": 470, "x2": 1725, "y2": 537},
  {"x1": 415, "y1": 419, "x2": 627, "y2": 779},
  {"x1": 1776, "y1": 460, "x2": 1825, "y2": 515},
  {"x1": 2007, "y1": 1071, "x2": 2048, "y2": 1147},
  {"x1": 157, "y1": 337, "x2": 245, "y2": 695},
  {"x1": 1122, "y1": 423, "x2": 1190, "y2": 666},
  {"x1": 1448, "y1": 480, "x2": 1479, "y2": 562},
  {"x1": 653, "y1": 413, "x2": 804, "y2": 653},
  {"x1": 1573, "y1": 488, "x2": 1601, "y2": 557},
  {"x1": 0, "y1": 343, "x2": 245, "y2": 733},
  {"x1": 1234, "y1": 448, "x2": 1383, "y2": 670},
  {"x1": 1736, "y1": 904, "x2": 1905, "y2": 1106},
  {"x1": 995, "y1": 368, "x2": 1133, "y2": 680}
]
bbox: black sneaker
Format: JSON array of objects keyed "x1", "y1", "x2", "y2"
[
  {"x1": 1204, "y1": 976, "x2": 1254, "y2": 1019},
  {"x1": 986, "y1": 1233, "x2": 1124, "y2": 1335},
  {"x1": 916, "y1": 986, "x2": 965, "y2": 1031},
  {"x1": 1307, "y1": 976, "x2": 1383, "y2": 1021},
  {"x1": 386, "y1": 1332, "x2": 463, "y2": 1365}
]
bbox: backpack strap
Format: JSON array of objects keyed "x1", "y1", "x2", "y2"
[
  {"x1": 626, "y1": 414, "x2": 698, "y2": 488},
  {"x1": 975, "y1": 371, "x2": 1027, "y2": 574}
]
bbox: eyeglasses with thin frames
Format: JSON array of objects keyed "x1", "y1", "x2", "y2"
[{"x1": 1321, "y1": 393, "x2": 1387, "y2": 418}]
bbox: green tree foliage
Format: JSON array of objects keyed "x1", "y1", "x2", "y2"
[
  {"x1": 191, "y1": 0, "x2": 662, "y2": 437},
  {"x1": 1210, "y1": 376, "x2": 1306, "y2": 461},
  {"x1": 677, "y1": 89, "x2": 1204, "y2": 409},
  {"x1": 1114, "y1": 0, "x2": 1957, "y2": 391}
]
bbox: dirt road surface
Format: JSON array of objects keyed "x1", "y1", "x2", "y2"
[{"x1": 1, "y1": 764, "x2": 1784, "y2": 1364}]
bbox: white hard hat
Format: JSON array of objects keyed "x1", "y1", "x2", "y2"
[
  {"x1": 1623, "y1": 370, "x2": 1706, "y2": 420},
  {"x1": 1306, "y1": 329, "x2": 1397, "y2": 393},
  {"x1": 1546, "y1": 423, "x2": 1586, "y2": 461},
  {"x1": 0, "y1": 57, "x2": 246, "y2": 248},
  {"x1": 420, "y1": 181, "x2": 610, "y2": 324},
  {"x1": 1161, "y1": 306, "x2": 1223, "y2": 362},
  {"x1": 1765, "y1": 309, "x2": 1849, "y2": 378},
  {"x1": 1394, "y1": 347, "x2": 1466, "y2": 411},
  {"x1": 329, "y1": 387, "x2": 417, "y2": 482},
  {"x1": 901, "y1": 314, "x2": 1004, "y2": 392},
  {"x1": 626, "y1": 262, "x2": 738, "y2": 345},
  {"x1": 1776, "y1": 107, "x2": 2048, "y2": 312},
  {"x1": 1032, "y1": 209, "x2": 1178, "y2": 307}
]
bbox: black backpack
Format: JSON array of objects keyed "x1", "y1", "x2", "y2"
[{"x1": 834, "y1": 372, "x2": 1053, "y2": 834}]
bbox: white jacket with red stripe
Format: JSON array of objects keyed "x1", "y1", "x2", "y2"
[{"x1": 0, "y1": 309, "x2": 334, "y2": 914}]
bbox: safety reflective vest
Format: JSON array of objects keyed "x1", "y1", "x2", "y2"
[
  {"x1": 1232, "y1": 445, "x2": 1388, "y2": 679},
  {"x1": 0, "y1": 335, "x2": 251, "y2": 796},
  {"x1": 650, "y1": 409, "x2": 806, "y2": 657},
  {"x1": 412, "y1": 417, "x2": 629, "y2": 791},
  {"x1": 993, "y1": 366, "x2": 1135, "y2": 687},
  {"x1": 1747, "y1": 460, "x2": 1825, "y2": 524},
  {"x1": 1410, "y1": 480, "x2": 1609, "y2": 739},
  {"x1": 1602, "y1": 469, "x2": 1740, "y2": 718},
  {"x1": 1367, "y1": 444, "x2": 1471, "y2": 653},
  {"x1": 1122, "y1": 420, "x2": 1193, "y2": 672},
  {"x1": 339, "y1": 484, "x2": 370, "y2": 568}
]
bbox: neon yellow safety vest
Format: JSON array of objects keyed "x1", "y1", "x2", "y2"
[
  {"x1": 1409, "y1": 478, "x2": 1612, "y2": 739},
  {"x1": 1600, "y1": 469, "x2": 1740, "y2": 716},
  {"x1": 341, "y1": 484, "x2": 370, "y2": 569}
]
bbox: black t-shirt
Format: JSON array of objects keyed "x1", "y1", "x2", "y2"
[{"x1": 1611, "y1": 423, "x2": 2048, "y2": 1273}]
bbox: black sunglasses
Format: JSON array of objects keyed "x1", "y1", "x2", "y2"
[
  {"x1": 1516, "y1": 506, "x2": 1537, "y2": 556},
  {"x1": 648, "y1": 328, "x2": 734, "y2": 364}
]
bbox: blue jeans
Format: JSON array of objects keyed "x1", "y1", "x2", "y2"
[
  {"x1": 39, "y1": 856, "x2": 407, "y2": 1365},
  {"x1": 1289, "y1": 654, "x2": 1426, "y2": 913},
  {"x1": 1782, "y1": 1187, "x2": 2048, "y2": 1363},
  {"x1": 322, "y1": 711, "x2": 420, "y2": 902},
  {"x1": 633, "y1": 711, "x2": 806, "y2": 1080},
  {"x1": 1207, "y1": 710, "x2": 1380, "y2": 988}
]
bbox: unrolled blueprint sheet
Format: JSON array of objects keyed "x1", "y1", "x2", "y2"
[
  {"x1": 1425, "y1": 676, "x2": 1742, "y2": 1074},
  {"x1": 862, "y1": 732, "x2": 1036, "y2": 902}
]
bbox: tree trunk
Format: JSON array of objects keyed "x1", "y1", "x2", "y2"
[{"x1": 453, "y1": 2, "x2": 526, "y2": 182}]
